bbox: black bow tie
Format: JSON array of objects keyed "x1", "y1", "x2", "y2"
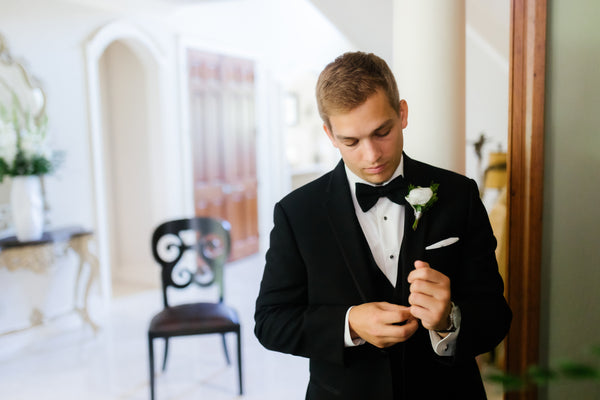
[{"x1": 355, "y1": 175, "x2": 409, "y2": 212}]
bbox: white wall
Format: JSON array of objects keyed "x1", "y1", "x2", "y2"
[
  {"x1": 100, "y1": 41, "x2": 157, "y2": 284},
  {"x1": 465, "y1": 24, "x2": 509, "y2": 185},
  {"x1": 283, "y1": 71, "x2": 340, "y2": 190},
  {"x1": 308, "y1": 0, "x2": 393, "y2": 65},
  {"x1": 169, "y1": 0, "x2": 352, "y2": 81},
  {"x1": 465, "y1": 0, "x2": 509, "y2": 188}
]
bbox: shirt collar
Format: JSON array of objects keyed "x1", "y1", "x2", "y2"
[{"x1": 345, "y1": 156, "x2": 405, "y2": 198}]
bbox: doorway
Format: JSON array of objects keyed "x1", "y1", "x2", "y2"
[
  {"x1": 186, "y1": 49, "x2": 259, "y2": 261},
  {"x1": 97, "y1": 39, "x2": 161, "y2": 294}
]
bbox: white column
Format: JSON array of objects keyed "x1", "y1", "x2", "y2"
[{"x1": 393, "y1": 0, "x2": 466, "y2": 174}]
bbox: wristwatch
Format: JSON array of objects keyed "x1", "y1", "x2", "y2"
[{"x1": 435, "y1": 302, "x2": 457, "y2": 333}]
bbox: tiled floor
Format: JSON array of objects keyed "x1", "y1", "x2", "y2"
[{"x1": 0, "y1": 252, "x2": 502, "y2": 400}]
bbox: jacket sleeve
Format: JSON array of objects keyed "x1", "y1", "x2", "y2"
[
  {"x1": 451, "y1": 179, "x2": 512, "y2": 362},
  {"x1": 254, "y1": 202, "x2": 348, "y2": 366}
]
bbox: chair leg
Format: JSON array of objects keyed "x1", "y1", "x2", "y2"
[
  {"x1": 149, "y1": 335, "x2": 155, "y2": 400},
  {"x1": 221, "y1": 333, "x2": 231, "y2": 365},
  {"x1": 237, "y1": 329, "x2": 243, "y2": 395},
  {"x1": 162, "y1": 338, "x2": 169, "y2": 371}
]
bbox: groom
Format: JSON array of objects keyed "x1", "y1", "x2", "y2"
[{"x1": 254, "y1": 51, "x2": 511, "y2": 399}]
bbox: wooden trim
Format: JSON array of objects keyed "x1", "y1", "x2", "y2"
[{"x1": 505, "y1": 0, "x2": 547, "y2": 399}]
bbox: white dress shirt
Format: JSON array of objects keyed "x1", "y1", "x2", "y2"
[{"x1": 342, "y1": 158, "x2": 459, "y2": 356}]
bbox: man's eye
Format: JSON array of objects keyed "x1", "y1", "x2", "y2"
[
  {"x1": 344, "y1": 140, "x2": 358, "y2": 147},
  {"x1": 376, "y1": 130, "x2": 390, "y2": 137}
]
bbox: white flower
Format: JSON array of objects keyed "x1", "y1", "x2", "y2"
[
  {"x1": 20, "y1": 128, "x2": 47, "y2": 159},
  {"x1": 0, "y1": 107, "x2": 57, "y2": 182},
  {"x1": 405, "y1": 183, "x2": 439, "y2": 230},
  {"x1": 406, "y1": 187, "x2": 433, "y2": 206},
  {"x1": 0, "y1": 119, "x2": 18, "y2": 165}
]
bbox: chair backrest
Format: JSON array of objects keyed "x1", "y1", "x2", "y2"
[{"x1": 151, "y1": 217, "x2": 232, "y2": 308}]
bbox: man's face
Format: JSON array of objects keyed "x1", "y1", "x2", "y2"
[{"x1": 324, "y1": 90, "x2": 408, "y2": 184}]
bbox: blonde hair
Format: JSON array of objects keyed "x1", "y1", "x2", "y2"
[{"x1": 316, "y1": 52, "x2": 400, "y2": 129}]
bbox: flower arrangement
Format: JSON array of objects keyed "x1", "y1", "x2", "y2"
[{"x1": 0, "y1": 95, "x2": 58, "y2": 183}]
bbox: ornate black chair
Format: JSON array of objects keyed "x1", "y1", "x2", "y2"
[{"x1": 148, "y1": 217, "x2": 242, "y2": 399}]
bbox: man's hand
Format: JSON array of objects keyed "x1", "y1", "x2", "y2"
[
  {"x1": 407, "y1": 261, "x2": 452, "y2": 332},
  {"x1": 348, "y1": 302, "x2": 418, "y2": 348}
]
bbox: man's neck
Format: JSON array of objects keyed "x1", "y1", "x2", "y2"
[{"x1": 344, "y1": 156, "x2": 405, "y2": 188}]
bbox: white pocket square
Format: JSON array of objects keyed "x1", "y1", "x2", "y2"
[{"x1": 425, "y1": 237, "x2": 460, "y2": 250}]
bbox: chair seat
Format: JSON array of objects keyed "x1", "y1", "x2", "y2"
[{"x1": 149, "y1": 302, "x2": 240, "y2": 337}]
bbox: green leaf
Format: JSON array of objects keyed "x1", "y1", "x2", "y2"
[
  {"x1": 590, "y1": 345, "x2": 600, "y2": 358},
  {"x1": 423, "y1": 181, "x2": 439, "y2": 209},
  {"x1": 486, "y1": 373, "x2": 526, "y2": 391},
  {"x1": 527, "y1": 365, "x2": 557, "y2": 385},
  {"x1": 557, "y1": 361, "x2": 599, "y2": 380},
  {"x1": 0, "y1": 158, "x2": 8, "y2": 183}
]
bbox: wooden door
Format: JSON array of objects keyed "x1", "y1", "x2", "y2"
[{"x1": 187, "y1": 50, "x2": 258, "y2": 261}]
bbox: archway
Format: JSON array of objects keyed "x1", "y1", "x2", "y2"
[
  {"x1": 99, "y1": 40, "x2": 160, "y2": 293},
  {"x1": 85, "y1": 22, "x2": 167, "y2": 303}
]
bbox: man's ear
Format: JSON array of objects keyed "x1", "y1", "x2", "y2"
[
  {"x1": 323, "y1": 123, "x2": 338, "y2": 148},
  {"x1": 399, "y1": 100, "x2": 408, "y2": 130}
]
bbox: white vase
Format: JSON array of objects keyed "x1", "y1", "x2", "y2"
[{"x1": 10, "y1": 175, "x2": 45, "y2": 241}]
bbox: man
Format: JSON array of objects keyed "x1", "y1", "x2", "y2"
[{"x1": 254, "y1": 52, "x2": 511, "y2": 399}]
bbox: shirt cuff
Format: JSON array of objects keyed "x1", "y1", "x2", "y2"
[
  {"x1": 344, "y1": 307, "x2": 366, "y2": 347},
  {"x1": 429, "y1": 303, "x2": 461, "y2": 356}
]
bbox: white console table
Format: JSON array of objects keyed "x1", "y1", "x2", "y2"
[{"x1": 0, "y1": 227, "x2": 99, "y2": 335}]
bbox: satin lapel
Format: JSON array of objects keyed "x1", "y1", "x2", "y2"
[
  {"x1": 398, "y1": 155, "x2": 429, "y2": 305},
  {"x1": 324, "y1": 161, "x2": 374, "y2": 303}
]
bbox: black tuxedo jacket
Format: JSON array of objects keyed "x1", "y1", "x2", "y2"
[{"x1": 255, "y1": 154, "x2": 512, "y2": 399}]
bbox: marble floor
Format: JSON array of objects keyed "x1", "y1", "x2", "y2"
[
  {"x1": 0, "y1": 253, "x2": 309, "y2": 400},
  {"x1": 0, "y1": 252, "x2": 502, "y2": 400}
]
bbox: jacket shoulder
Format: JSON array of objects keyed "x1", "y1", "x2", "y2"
[
  {"x1": 279, "y1": 169, "x2": 335, "y2": 207},
  {"x1": 408, "y1": 158, "x2": 478, "y2": 191}
]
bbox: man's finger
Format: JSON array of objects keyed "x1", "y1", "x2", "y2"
[
  {"x1": 375, "y1": 318, "x2": 419, "y2": 346},
  {"x1": 408, "y1": 263, "x2": 449, "y2": 285},
  {"x1": 410, "y1": 280, "x2": 450, "y2": 301},
  {"x1": 407, "y1": 260, "x2": 433, "y2": 283},
  {"x1": 380, "y1": 305, "x2": 414, "y2": 325}
]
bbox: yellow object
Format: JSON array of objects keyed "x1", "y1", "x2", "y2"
[{"x1": 483, "y1": 152, "x2": 507, "y2": 189}]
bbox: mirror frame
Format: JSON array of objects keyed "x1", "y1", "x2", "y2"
[
  {"x1": 0, "y1": 34, "x2": 46, "y2": 124},
  {"x1": 505, "y1": 0, "x2": 546, "y2": 399}
]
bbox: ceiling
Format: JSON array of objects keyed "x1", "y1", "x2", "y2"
[{"x1": 308, "y1": 0, "x2": 509, "y2": 64}]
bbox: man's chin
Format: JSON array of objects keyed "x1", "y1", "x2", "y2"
[{"x1": 362, "y1": 174, "x2": 391, "y2": 185}]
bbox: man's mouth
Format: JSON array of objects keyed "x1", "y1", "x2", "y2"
[{"x1": 364, "y1": 164, "x2": 386, "y2": 174}]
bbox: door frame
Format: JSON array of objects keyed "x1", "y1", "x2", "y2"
[
  {"x1": 505, "y1": 0, "x2": 546, "y2": 399},
  {"x1": 85, "y1": 21, "x2": 167, "y2": 303}
]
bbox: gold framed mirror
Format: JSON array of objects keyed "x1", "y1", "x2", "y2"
[{"x1": 0, "y1": 34, "x2": 46, "y2": 127}]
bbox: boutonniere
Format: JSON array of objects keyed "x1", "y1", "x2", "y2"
[{"x1": 405, "y1": 182, "x2": 439, "y2": 230}]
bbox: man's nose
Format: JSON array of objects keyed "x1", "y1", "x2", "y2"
[{"x1": 363, "y1": 140, "x2": 382, "y2": 162}]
